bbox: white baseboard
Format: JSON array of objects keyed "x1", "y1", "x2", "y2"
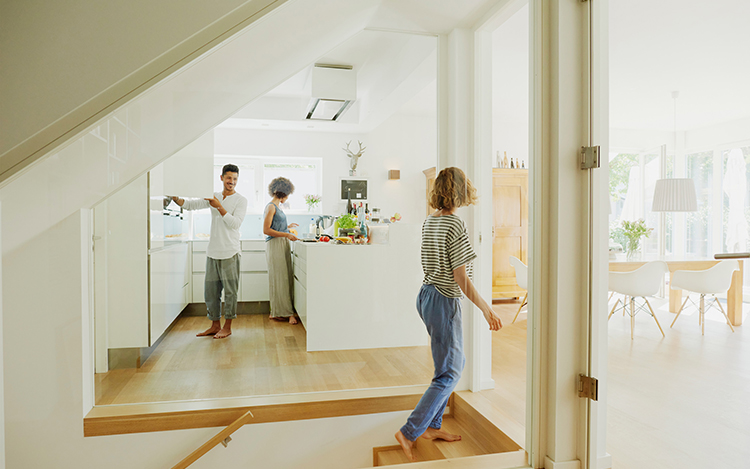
[
  {"x1": 480, "y1": 378, "x2": 496, "y2": 390},
  {"x1": 544, "y1": 456, "x2": 581, "y2": 469},
  {"x1": 598, "y1": 454, "x2": 612, "y2": 468}
]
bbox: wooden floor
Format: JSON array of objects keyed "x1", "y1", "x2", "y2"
[
  {"x1": 96, "y1": 314, "x2": 434, "y2": 405},
  {"x1": 485, "y1": 298, "x2": 750, "y2": 469}
]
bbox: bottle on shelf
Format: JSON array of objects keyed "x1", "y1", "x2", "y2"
[
  {"x1": 346, "y1": 189, "x2": 353, "y2": 215},
  {"x1": 496, "y1": 151, "x2": 501, "y2": 168},
  {"x1": 510, "y1": 158, "x2": 515, "y2": 169},
  {"x1": 503, "y1": 151, "x2": 509, "y2": 169},
  {"x1": 365, "y1": 203, "x2": 370, "y2": 221},
  {"x1": 309, "y1": 218, "x2": 316, "y2": 237}
]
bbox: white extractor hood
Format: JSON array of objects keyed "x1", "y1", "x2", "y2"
[{"x1": 305, "y1": 64, "x2": 356, "y2": 121}]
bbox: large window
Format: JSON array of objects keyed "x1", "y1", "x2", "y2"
[
  {"x1": 685, "y1": 151, "x2": 714, "y2": 258},
  {"x1": 212, "y1": 156, "x2": 323, "y2": 214}
]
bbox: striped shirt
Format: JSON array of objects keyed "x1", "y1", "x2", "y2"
[{"x1": 421, "y1": 214, "x2": 476, "y2": 298}]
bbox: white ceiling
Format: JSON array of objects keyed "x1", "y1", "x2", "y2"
[
  {"x1": 610, "y1": 0, "x2": 750, "y2": 131},
  {"x1": 219, "y1": 29, "x2": 437, "y2": 132}
]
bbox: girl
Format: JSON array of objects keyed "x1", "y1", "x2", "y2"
[
  {"x1": 395, "y1": 167, "x2": 503, "y2": 461},
  {"x1": 263, "y1": 177, "x2": 299, "y2": 324}
]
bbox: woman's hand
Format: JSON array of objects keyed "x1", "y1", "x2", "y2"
[
  {"x1": 288, "y1": 223, "x2": 299, "y2": 228},
  {"x1": 287, "y1": 233, "x2": 298, "y2": 241}
]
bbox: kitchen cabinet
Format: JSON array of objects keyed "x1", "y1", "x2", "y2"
[
  {"x1": 97, "y1": 174, "x2": 150, "y2": 350},
  {"x1": 190, "y1": 239, "x2": 270, "y2": 303},
  {"x1": 149, "y1": 243, "x2": 189, "y2": 346},
  {"x1": 162, "y1": 131, "x2": 214, "y2": 198},
  {"x1": 292, "y1": 224, "x2": 428, "y2": 352},
  {"x1": 492, "y1": 168, "x2": 528, "y2": 299}
]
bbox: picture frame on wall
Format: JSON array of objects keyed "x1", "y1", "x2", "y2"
[{"x1": 340, "y1": 178, "x2": 368, "y2": 200}]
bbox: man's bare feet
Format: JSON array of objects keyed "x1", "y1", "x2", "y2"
[
  {"x1": 214, "y1": 328, "x2": 232, "y2": 339},
  {"x1": 289, "y1": 316, "x2": 298, "y2": 325},
  {"x1": 420, "y1": 427, "x2": 461, "y2": 442},
  {"x1": 197, "y1": 320, "x2": 221, "y2": 337},
  {"x1": 395, "y1": 431, "x2": 417, "y2": 462},
  {"x1": 213, "y1": 319, "x2": 232, "y2": 339}
]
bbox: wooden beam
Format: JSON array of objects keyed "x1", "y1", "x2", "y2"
[{"x1": 85, "y1": 393, "x2": 422, "y2": 437}]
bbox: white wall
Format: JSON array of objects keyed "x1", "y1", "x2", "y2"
[
  {"x1": 214, "y1": 114, "x2": 436, "y2": 224},
  {"x1": 492, "y1": 4, "x2": 530, "y2": 166},
  {"x1": 0, "y1": 202, "x2": 4, "y2": 469}
]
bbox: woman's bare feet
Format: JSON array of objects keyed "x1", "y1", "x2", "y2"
[
  {"x1": 420, "y1": 427, "x2": 461, "y2": 441},
  {"x1": 289, "y1": 316, "x2": 298, "y2": 325},
  {"x1": 395, "y1": 431, "x2": 417, "y2": 462}
]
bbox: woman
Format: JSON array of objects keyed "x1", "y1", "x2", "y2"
[
  {"x1": 395, "y1": 167, "x2": 503, "y2": 461},
  {"x1": 263, "y1": 177, "x2": 299, "y2": 324}
]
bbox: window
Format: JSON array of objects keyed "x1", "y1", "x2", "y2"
[{"x1": 685, "y1": 151, "x2": 713, "y2": 258}]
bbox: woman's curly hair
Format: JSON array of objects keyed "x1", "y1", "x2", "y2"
[
  {"x1": 429, "y1": 167, "x2": 477, "y2": 210},
  {"x1": 268, "y1": 177, "x2": 295, "y2": 198}
]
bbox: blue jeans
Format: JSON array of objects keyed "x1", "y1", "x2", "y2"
[{"x1": 400, "y1": 284, "x2": 465, "y2": 441}]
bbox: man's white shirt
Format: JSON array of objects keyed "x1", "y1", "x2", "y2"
[{"x1": 183, "y1": 192, "x2": 248, "y2": 259}]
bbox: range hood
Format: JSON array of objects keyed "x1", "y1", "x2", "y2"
[{"x1": 305, "y1": 64, "x2": 356, "y2": 121}]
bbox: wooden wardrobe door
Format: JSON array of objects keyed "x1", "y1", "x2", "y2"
[{"x1": 492, "y1": 169, "x2": 528, "y2": 298}]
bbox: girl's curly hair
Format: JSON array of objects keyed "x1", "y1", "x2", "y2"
[
  {"x1": 429, "y1": 167, "x2": 477, "y2": 210},
  {"x1": 268, "y1": 177, "x2": 295, "y2": 198}
]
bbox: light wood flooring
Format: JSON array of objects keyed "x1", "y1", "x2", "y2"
[
  {"x1": 95, "y1": 314, "x2": 434, "y2": 405},
  {"x1": 485, "y1": 297, "x2": 750, "y2": 469}
]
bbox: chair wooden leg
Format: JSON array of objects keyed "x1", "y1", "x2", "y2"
[
  {"x1": 670, "y1": 295, "x2": 691, "y2": 328},
  {"x1": 608, "y1": 298, "x2": 621, "y2": 320},
  {"x1": 714, "y1": 296, "x2": 735, "y2": 332},
  {"x1": 512, "y1": 292, "x2": 528, "y2": 324},
  {"x1": 644, "y1": 298, "x2": 665, "y2": 337},
  {"x1": 608, "y1": 291, "x2": 614, "y2": 302},
  {"x1": 630, "y1": 296, "x2": 635, "y2": 340}
]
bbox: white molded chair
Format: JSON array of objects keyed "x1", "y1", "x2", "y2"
[
  {"x1": 509, "y1": 256, "x2": 528, "y2": 323},
  {"x1": 608, "y1": 261, "x2": 669, "y2": 339},
  {"x1": 670, "y1": 260, "x2": 739, "y2": 335}
]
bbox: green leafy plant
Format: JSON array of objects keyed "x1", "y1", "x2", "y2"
[
  {"x1": 610, "y1": 219, "x2": 652, "y2": 259},
  {"x1": 337, "y1": 213, "x2": 358, "y2": 230}
]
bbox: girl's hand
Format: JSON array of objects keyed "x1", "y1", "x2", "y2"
[
  {"x1": 482, "y1": 307, "x2": 503, "y2": 331},
  {"x1": 288, "y1": 223, "x2": 299, "y2": 228}
]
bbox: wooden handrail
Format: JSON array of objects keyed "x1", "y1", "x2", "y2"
[{"x1": 172, "y1": 410, "x2": 254, "y2": 469}]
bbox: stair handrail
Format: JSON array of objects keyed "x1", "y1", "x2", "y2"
[{"x1": 171, "y1": 410, "x2": 254, "y2": 469}]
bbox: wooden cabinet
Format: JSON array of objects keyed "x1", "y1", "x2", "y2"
[{"x1": 492, "y1": 169, "x2": 528, "y2": 299}]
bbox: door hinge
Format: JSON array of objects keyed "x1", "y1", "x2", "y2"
[
  {"x1": 580, "y1": 145, "x2": 600, "y2": 170},
  {"x1": 578, "y1": 374, "x2": 599, "y2": 401}
]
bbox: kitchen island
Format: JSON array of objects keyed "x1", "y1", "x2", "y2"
[{"x1": 293, "y1": 223, "x2": 429, "y2": 352}]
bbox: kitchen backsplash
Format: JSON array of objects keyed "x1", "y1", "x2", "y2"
[{"x1": 193, "y1": 212, "x2": 325, "y2": 239}]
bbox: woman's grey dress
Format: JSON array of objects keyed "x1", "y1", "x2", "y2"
[{"x1": 265, "y1": 202, "x2": 295, "y2": 318}]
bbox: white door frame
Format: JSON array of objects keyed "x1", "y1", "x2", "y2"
[{"x1": 472, "y1": 0, "x2": 611, "y2": 467}]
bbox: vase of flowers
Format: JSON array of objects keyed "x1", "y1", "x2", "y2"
[
  {"x1": 610, "y1": 219, "x2": 652, "y2": 261},
  {"x1": 304, "y1": 194, "x2": 321, "y2": 212}
]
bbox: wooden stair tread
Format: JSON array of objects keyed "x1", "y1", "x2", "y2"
[{"x1": 455, "y1": 391, "x2": 525, "y2": 447}]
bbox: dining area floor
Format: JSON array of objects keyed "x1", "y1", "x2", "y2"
[{"x1": 487, "y1": 296, "x2": 750, "y2": 469}]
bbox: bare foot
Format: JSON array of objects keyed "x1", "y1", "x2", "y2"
[
  {"x1": 395, "y1": 431, "x2": 417, "y2": 462},
  {"x1": 269, "y1": 316, "x2": 286, "y2": 322},
  {"x1": 197, "y1": 326, "x2": 220, "y2": 337},
  {"x1": 213, "y1": 328, "x2": 232, "y2": 339},
  {"x1": 421, "y1": 427, "x2": 461, "y2": 442},
  {"x1": 289, "y1": 316, "x2": 298, "y2": 325}
]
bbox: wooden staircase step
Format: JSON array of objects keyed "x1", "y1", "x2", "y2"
[{"x1": 372, "y1": 392, "x2": 525, "y2": 467}]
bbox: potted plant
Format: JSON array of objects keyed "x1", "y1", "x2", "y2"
[
  {"x1": 304, "y1": 194, "x2": 321, "y2": 212},
  {"x1": 610, "y1": 219, "x2": 653, "y2": 261}
]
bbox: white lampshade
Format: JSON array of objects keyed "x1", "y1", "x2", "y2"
[{"x1": 652, "y1": 178, "x2": 698, "y2": 212}]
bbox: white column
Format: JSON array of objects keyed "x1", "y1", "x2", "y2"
[{"x1": 0, "y1": 201, "x2": 5, "y2": 469}]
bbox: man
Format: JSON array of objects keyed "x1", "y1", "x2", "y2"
[{"x1": 172, "y1": 164, "x2": 248, "y2": 339}]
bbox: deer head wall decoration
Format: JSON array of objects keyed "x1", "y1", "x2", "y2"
[{"x1": 343, "y1": 140, "x2": 366, "y2": 172}]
